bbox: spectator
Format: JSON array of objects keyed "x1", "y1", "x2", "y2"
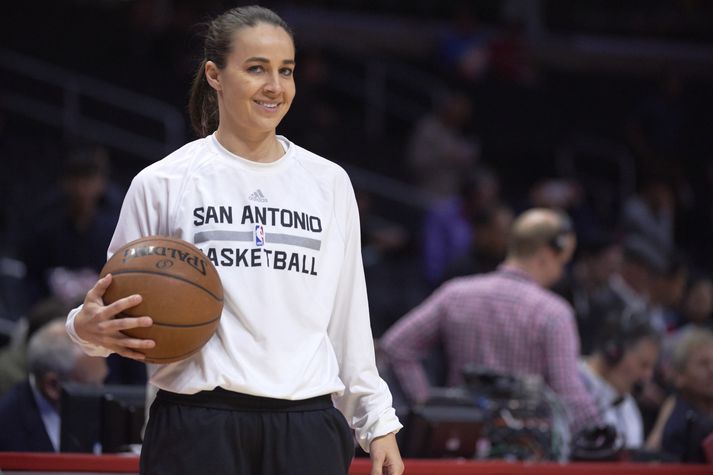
[
  {"x1": 17, "y1": 145, "x2": 144, "y2": 386},
  {"x1": 380, "y1": 208, "x2": 600, "y2": 433},
  {"x1": 0, "y1": 297, "x2": 70, "y2": 397},
  {"x1": 632, "y1": 252, "x2": 688, "y2": 437},
  {"x1": 406, "y1": 89, "x2": 480, "y2": 199},
  {"x1": 621, "y1": 175, "x2": 676, "y2": 255},
  {"x1": 581, "y1": 234, "x2": 668, "y2": 354},
  {"x1": 0, "y1": 318, "x2": 108, "y2": 452},
  {"x1": 436, "y1": 2, "x2": 490, "y2": 84},
  {"x1": 558, "y1": 231, "x2": 623, "y2": 354},
  {"x1": 421, "y1": 166, "x2": 499, "y2": 285},
  {"x1": 672, "y1": 274, "x2": 713, "y2": 334},
  {"x1": 442, "y1": 203, "x2": 513, "y2": 281},
  {"x1": 661, "y1": 274, "x2": 713, "y2": 376},
  {"x1": 578, "y1": 317, "x2": 661, "y2": 449},
  {"x1": 20, "y1": 145, "x2": 122, "y2": 304},
  {"x1": 660, "y1": 329, "x2": 713, "y2": 463}
]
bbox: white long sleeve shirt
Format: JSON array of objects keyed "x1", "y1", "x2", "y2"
[{"x1": 66, "y1": 134, "x2": 401, "y2": 451}]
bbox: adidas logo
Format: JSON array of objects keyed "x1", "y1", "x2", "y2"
[{"x1": 248, "y1": 189, "x2": 268, "y2": 202}]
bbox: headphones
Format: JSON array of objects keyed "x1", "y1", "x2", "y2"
[
  {"x1": 571, "y1": 424, "x2": 624, "y2": 461},
  {"x1": 547, "y1": 211, "x2": 574, "y2": 254},
  {"x1": 599, "y1": 308, "x2": 657, "y2": 367},
  {"x1": 602, "y1": 337, "x2": 626, "y2": 367}
]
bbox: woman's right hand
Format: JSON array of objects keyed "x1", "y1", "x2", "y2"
[{"x1": 74, "y1": 274, "x2": 155, "y2": 360}]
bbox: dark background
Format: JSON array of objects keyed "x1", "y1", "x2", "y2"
[{"x1": 1, "y1": 0, "x2": 712, "y2": 326}]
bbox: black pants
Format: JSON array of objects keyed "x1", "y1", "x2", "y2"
[{"x1": 140, "y1": 388, "x2": 355, "y2": 475}]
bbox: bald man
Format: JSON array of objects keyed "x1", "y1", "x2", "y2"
[
  {"x1": 381, "y1": 208, "x2": 599, "y2": 434},
  {"x1": 0, "y1": 319, "x2": 108, "y2": 452}
]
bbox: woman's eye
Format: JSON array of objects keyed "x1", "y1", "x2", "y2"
[
  {"x1": 247, "y1": 65, "x2": 264, "y2": 73},
  {"x1": 279, "y1": 68, "x2": 294, "y2": 77}
]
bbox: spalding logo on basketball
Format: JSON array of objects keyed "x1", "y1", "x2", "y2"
[{"x1": 100, "y1": 236, "x2": 224, "y2": 364}]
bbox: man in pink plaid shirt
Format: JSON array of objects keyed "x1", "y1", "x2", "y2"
[{"x1": 381, "y1": 208, "x2": 600, "y2": 432}]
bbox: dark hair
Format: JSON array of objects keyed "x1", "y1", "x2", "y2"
[
  {"x1": 188, "y1": 5, "x2": 294, "y2": 138},
  {"x1": 595, "y1": 312, "x2": 660, "y2": 367},
  {"x1": 621, "y1": 234, "x2": 667, "y2": 275}
]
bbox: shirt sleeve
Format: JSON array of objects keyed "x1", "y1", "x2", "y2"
[
  {"x1": 65, "y1": 171, "x2": 168, "y2": 356},
  {"x1": 327, "y1": 173, "x2": 402, "y2": 453},
  {"x1": 65, "y1": 305, "x2": 113, "y2": 357},
  {"x1": 379, "y1": 283, "x2": 449, "y2": 404},
  {"x1": 543, "y1": 302, "x2": 601, "y2": 433}
]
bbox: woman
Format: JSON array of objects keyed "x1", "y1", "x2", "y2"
[{"x1": 65, "y1": 5, "x2": 404, "y2": 474}]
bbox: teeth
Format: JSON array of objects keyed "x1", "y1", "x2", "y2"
[{"x1": 256, "y1": 101, "x2": 278, "y2": 108}]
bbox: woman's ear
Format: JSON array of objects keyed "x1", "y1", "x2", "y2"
[{"x1": 205, "y1": 61, "x2": 222, "y2": 91}]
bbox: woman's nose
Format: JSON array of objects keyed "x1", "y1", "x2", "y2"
[{"x1": 264, "y1": 73, "x2": 283, "y2": 94}]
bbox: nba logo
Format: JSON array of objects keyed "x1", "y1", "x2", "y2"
[{"x1": 254, "y1": 224, "x2": 265, "y2": 247}]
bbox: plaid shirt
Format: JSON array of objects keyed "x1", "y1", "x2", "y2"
[{"x1": 381, "y1": 264, "x2": 600, "y2": 432}]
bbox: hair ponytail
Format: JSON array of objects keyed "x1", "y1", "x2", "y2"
[{"x1": 188, "y1": 59, "x2": 219, "y2": 138}]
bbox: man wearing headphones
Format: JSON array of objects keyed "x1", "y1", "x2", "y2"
[
  {"x1": 578, "y1": 315, "x2": 661, "y2": 449},
  {"x1": 381, "y1": 207, "x2": 600, "y2": 434}
]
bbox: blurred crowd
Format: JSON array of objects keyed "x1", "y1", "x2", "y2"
[{"x1": 1, "y1": 0, "x2": 712, "y2": 464}]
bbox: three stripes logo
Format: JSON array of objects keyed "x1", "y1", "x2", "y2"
[{"x1": 248, "y1": 189, "x2": 268, "y2": 203}]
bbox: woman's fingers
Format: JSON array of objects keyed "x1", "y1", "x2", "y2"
[
  {"x1": 98, "y1": 326, "x2": 156, "y2": 360},
  {"x1": 116, "y1": 335, "x2": 156, "y2": 350},
  {"x1": 100, "y1": 316, "x2": 156, "y2": 349},
  {"x1": 76, "y1": 275, "x2": 157, "y2": 356},
  {"x1": 113, "y1": 335, "x2": 155, "y2": 360},
  {"x1": 85, "y1": 273, "x2": 113, "y2": 303},
  {"x1": 113, "y1": 347, "x2": 149, "y2": 361},
  {"x1": 103, "y1": 315, "x2": 153, "y2": 331},
  {"x1": 102, "y1": 294, "x2": 144, "y2": 320},
  {"x1": 85, "y1": 275, "x2": 144, "y2": 324}
]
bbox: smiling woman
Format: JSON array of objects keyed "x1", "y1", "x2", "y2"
[
  {"x1": 202, "y1": 23, "x2": 296, "y2": 159},
  {"x1": 189, "y1": 7, "x2": 296, "y2": 155},
  {"x1": 64, "y1": 4, "x2": 404, "y2": 475}
]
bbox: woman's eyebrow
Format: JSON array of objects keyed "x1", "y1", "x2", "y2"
[{"x1": 245, "y1": 56, "x2": 296, "y2": 65}]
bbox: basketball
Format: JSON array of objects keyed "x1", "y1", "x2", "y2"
[{"x1": 100, "y1": 236, "x2": 223, "y2": 364}]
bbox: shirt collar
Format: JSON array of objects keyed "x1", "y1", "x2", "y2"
[
  {"x1": 497, "y1": 263, "x2": 535, "y2": 283},
  {"x1": 209, "y1": 133, "x2": 294, "y2": 171},
  {"x1": 579, "y1": 360, "x2": 622, "y2": 407},
  {"x1": 29, "y1": 375, "x2": 61, "y2": 451}
]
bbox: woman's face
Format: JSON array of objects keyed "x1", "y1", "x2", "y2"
[
  {"x1": 678, "y1": 345, "x2": 713, "y2": 400},
  {"x1": 211, "y1": 23, "x2": 295, "y2": 137},
  {"x1": 610, "y1": 339, "x2": 659, "y2": 394},
  {"x1": 684, "y1": 279, "x2": 713, "y2": 324}
]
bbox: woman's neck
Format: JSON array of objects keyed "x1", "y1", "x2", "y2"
[
  {"x1": 215, "y1": 127, "x2": 284, "y2": 163},
  {"x1": 587, "y1": 356, "x2": 626, "y2": 395}
]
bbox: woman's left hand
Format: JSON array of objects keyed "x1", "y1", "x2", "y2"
[{"x1": 369, "y1": 432, "x2": 404, "y2": 475}]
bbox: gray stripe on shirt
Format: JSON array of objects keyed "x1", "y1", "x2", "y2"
[
  {"x1": 194, "y1": 230, "x2": 321, "y2": 251},
  {"x1": 194, "y1": 230, "x2": 253, "y2": 243},
  {"x1": 265, "y1": 233, "x2": 321, "y2": 251}
]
